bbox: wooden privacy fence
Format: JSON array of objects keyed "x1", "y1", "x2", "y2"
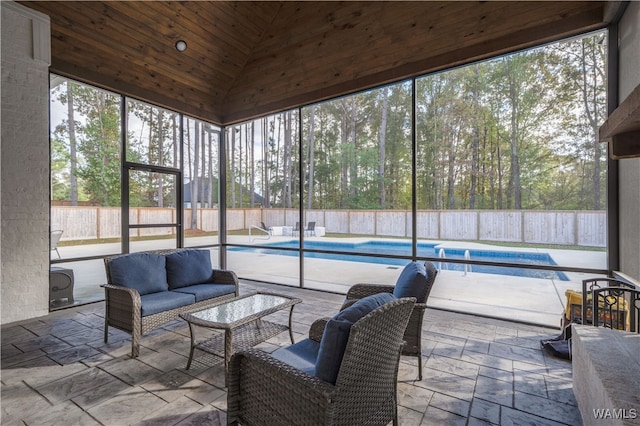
[{"x1": 51, "y1": 207, "x2": 607, "y2": 247}]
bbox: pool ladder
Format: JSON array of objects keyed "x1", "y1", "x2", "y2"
[
  {"x1": 463, "y1": 250, "x2": 472, "y2": 276},
  {"x1": 438, "y1": 248, "x2": 472, "y2": 276},
  {"x1": 438, "y1": 248, "x2": 448, "y2": 271}
]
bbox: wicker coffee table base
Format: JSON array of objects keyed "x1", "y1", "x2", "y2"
[
  {"x1": 180, "y1": 292, "x2": 301, "y2": 385},
  {"x1": 186, "y1": 319, "x2": 291, "y2": 381}
]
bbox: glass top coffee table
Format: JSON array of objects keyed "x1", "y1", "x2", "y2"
[{"x1": 179, "y1": 292, "x2": 302, "y2": 383}]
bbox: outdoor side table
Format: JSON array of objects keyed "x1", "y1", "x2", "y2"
[{"x1": 179, "y1": 292, "x2": 302, "y2": 384}]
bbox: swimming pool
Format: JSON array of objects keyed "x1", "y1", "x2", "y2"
[{"x1": 230, "y1": 240, "x2": 570, "y2": 281}]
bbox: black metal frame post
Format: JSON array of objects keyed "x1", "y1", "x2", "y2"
[{"x1": 219, "y1": 126, "x2": 227, "y2": 269}]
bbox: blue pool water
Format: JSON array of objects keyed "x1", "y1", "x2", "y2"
[{"x1": 230, "y1": 240, "x2": 570, "y2": 281}]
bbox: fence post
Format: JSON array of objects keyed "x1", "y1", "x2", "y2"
[
  {"x1": 96, "y1": 206, "x2": 101, "y2": 240},
  {"x1": 574, "y1": 210, "x2": 578, "y2": 246},
  {"x1": 374, "y1": 210, "x2": 377, "y2": 237},
  {"x1": 323, "y1": 209, "x2": 326, "y2": 233}
]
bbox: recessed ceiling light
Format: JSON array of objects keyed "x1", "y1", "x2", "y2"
[{"x1": 175, "y1": 40, "x2": 187, "y2": 52}]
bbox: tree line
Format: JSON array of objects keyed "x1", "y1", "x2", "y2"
[
  {"x1": 226, "y1": 32, "x2": 606, "y2": 212},
  {"x1": 52, "y1": 32, "x2": 606, "y2": 218}
]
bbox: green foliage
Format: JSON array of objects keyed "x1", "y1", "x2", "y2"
[
  {"x1": 51, "y1": 82, "x2": 122, "y2": 206},
  {"x1": 225, "y1": 31, "x2": 607, "y2": 213},
  {"x1": 51, "y1": 32, "x2": 607, "y2": 215},
  {"x1": 50, "y1": 136, "x2": 71, "y2": 200}
]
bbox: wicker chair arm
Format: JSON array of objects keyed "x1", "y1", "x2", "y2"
[
  {"x1": 414, "y1": 302, "x2": 428, "y2": 311},
  {"x1": 101, "y1": 283, "x2": 141, "y2": 343},
  {"x1": 345, "y1": 283, "x2": 395, "y2": 300},
  {"x1": 228, "y1": 348, "x2": 334, "y2": 425},
  {"x1": 212, "y1": 269, "x2": 239, "y2": 286},
  {"x1": 309, "y1": 317, "x2": 330, "y2": 342},
  {"x1": 101, "y1": 283, "x2": 141, "y2": 301}
]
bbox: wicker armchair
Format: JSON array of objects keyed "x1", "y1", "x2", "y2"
[
  {"x1": 227, "y1": 297, "x2": 416, "y2": 426},
  {"x1": 342, "y1": 261, "x2": 438, "y2": 380}
]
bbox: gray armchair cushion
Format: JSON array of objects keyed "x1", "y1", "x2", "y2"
[
  {"x1": 166, "y1": 249, "x2": 213, "y2": 289},
  {"x1": 393, "y1": 261, "x2": 428, "y2": 300},
  {"x1": 315, "y1": 292, "x2": 394, "y2": 384},
  {"x1": 108, "y1": 252, "x2": 168, "y2": 295},
  {"x1": 271, "y1": 338, "x2": 320, "y2": 376}
]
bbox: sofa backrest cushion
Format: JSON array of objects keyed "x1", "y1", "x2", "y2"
[
  {"x1": 393, "y1": 261, "x2": 428, "y2": 301},
  {"x1": 315, "y1": 292, "x2": 394, "y2": 384},
  {"x1": 108, "y1": 253, "x2": 168, "y2": 295},
  {"x1": 166, "y1": 249, "x2": 213, "y2": 289}
]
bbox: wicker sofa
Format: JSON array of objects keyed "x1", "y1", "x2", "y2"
[
  {"x1": 228, "y1": 294, "x2": 416, "y2": 426},
  {"x1": 103, "y1": 248, "x2": 238, "y2": 357}
]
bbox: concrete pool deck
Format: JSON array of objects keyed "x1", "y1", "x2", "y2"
[
  {"x1": 52, "y1": 235, "x2": 606, "y2": 328},
  {"x1": 226, "y1": 241, "x2": 599, "y2": 328}
]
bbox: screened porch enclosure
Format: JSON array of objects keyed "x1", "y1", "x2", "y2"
[{"x1": 50, "y1": 31, "x2": 608, "y2": 328}]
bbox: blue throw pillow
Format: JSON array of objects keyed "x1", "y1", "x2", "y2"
[
  {"x1": 315, "y1": 292, "x2": 394, "y2": 384},
  {"x1": 166, "y1": 249, "x2": 213, "y2": 289},
  {"x1": 108, "y1": 253, "x2": 168, "y2": 295},
  {"x1": 393, "y1": 261, "x2": 428, "y2": 300}
]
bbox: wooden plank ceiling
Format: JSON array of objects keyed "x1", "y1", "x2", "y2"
[{"x1": 22, "y1": 1, "x2": 606, "y2": 126}]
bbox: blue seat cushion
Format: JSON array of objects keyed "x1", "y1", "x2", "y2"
[
  {"x1": 271, "y1": 338, "x2": 320, "y2": 376},
  {"x1": 139, "y1": 291, "x2": 195, "y2": 317},
  {"x1": 315, "y1": 292, "x2": 394, "y2": 384},
  {"x1": 166, "y1": 249, "x2": 213, "y2": 289},
  {"x1": 171, "y1": 284, "x2": 236, "y2": 303},
  {"x1": 393, "y1": 261, "x2": 428, "y2": 300},
  {"x1": 108, "y1": 253, "x2": 168, "y2": 295}
]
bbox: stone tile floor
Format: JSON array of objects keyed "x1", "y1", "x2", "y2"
[{"x1": 1, "y1": 282, "x2": 581, "y2": 425}]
